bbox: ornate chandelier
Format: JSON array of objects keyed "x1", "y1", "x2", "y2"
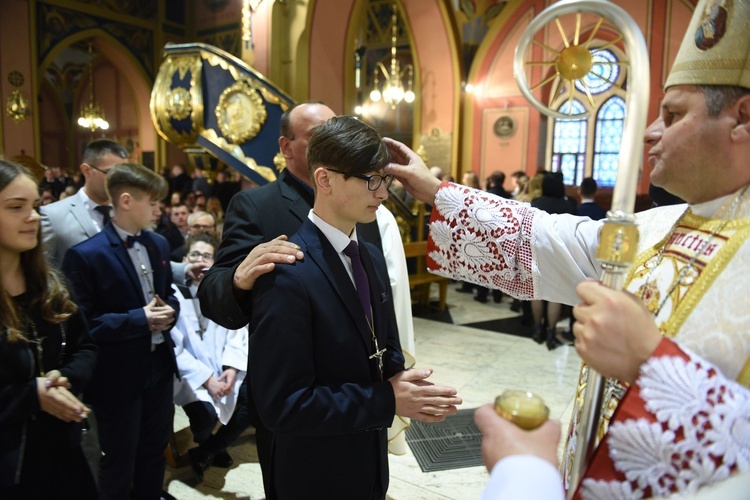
[
  {"x1": 369, "y1": 3, "x2": 415, "y2": 109},
  {"x1": 242, "y1": 0, "x2": 263, "y2": 51},
  {"x1": 77, "y1": 41, "x2": 109, "y2": 132}
]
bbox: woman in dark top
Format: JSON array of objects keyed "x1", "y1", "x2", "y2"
[
  {"x1": 530, "y1": 172, "x2": 577, "y2": 350},
  {"x1": 0, "y1": 159, "x2": 97, "y2": 498}
]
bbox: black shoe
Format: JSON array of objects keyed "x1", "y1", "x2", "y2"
[
  {"x1": 546, "y1": 329, "x2": 562, "y2": 351},
  {"x1": 212, "y1": 450, "x2": 233, "y2": 468},
  {"x1": 492, "y1": 291, "x2": 503, "y2": 303},
  {"x1": 561, "y1": 329, "x2": 575, "y2": 345},
  {"x1": 531, "y1": 324, "x2": 545, "y2": 344},
  {"x1": 473, "y1": 295, "x2": 488, "y2": 304},
  {"x1": 510, "y1": 299, "x2": 521, "y2": 312},
  {"x1": 188, "y1": 447, "x2": 212, "y2": 484},
  {"x1": 456, "y1": 286, "x2": 473, "y2": 294}
]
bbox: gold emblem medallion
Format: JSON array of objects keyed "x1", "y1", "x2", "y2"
[{"x1": 215, "y1": 79, "x2": 267, "y2": 144}]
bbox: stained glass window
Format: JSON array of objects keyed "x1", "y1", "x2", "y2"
[
  {"x1": 551, "y1": 99, "x2": 587, "y2": 186},
  {"x1": 593, "y1": 96, "x2": 625, "y2": 187},
  {"x1": 574, "y1": 49, "x2": 619, "y2": 95}
]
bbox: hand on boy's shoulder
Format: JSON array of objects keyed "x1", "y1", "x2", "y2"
[{"x1": 233, "y1": 235, "x2": 304, "y2": 291}]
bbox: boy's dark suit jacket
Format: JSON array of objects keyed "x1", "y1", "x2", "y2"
[
  {"x1": 198, "y1": 168, "x2": 382, "y2": 330},
  {"x1": 249, "y1": 218, "x2": 404, "y2": 499},
  {"x1": 62, "y1": 224, "x2": 180, "y2": 404}
]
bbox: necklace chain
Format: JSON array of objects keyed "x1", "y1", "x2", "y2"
[{"x1": 640, "y1": 185, "x2": 749, "y2": 317}]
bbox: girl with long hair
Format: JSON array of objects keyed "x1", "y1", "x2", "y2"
[{"x1": 0, "y1": 159, "x2": 97, "y2": 498}]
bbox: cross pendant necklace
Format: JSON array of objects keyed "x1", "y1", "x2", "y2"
[
  {"x1": 369, "y1": 336, "x2": 387, "y2": 381},
  {"x1": 366, "y1": 312, "x2": 386, "y2": 380},
  {"x1": 190, "y1": 297, "x2": 207, "y2": 340},
  {"x1": 134, "y1": 248, "x2": 155, "y2": 298}
]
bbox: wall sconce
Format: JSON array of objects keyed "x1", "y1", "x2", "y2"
[
  {"x1": 77, "y1": 41, "x2": 109, "y2": 132},
  {"x1": 6, "y1": 71, "x2": 29, "y2": 124},
  {"x1": 369, "y1": 3, "x2": 415, "y2": 109},
  {"x1": 6, "y1": 89, "x2": 29, "y2": 124}
]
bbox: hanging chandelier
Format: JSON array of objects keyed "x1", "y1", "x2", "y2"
[
  {"x1": 369, "y1": 3, "x2": 415, "y2": 109},
  {"x1": 242, "y1": 0, "x2": 263, "y2": 51},
  {"x1": 77, "y1": 41, "x2": 109, "y2": 132}
]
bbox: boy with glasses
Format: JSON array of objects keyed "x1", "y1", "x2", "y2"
[
  {"x1": 248, "y1": 116, "x2": 461, "y2": 498},
  {"x1": 170, "y1": 211, "x2": 216, "y2": 261},
  {"x1": 172, "y1": 232, "x2": 251, "y2": 483}
]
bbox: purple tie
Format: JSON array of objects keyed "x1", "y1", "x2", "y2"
[{"x1": 343, "y1": 240, "x2": 372, "y2": 326}]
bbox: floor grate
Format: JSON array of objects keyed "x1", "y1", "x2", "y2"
[{"x1": 405, "y1": 408, "x2": 483, "y2": 472}]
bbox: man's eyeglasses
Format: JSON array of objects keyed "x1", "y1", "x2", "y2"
[
  {"x1": 190, "y1": 224, "x2": 215, "y2": 231},
  {"x1": 186, "y1": 251, "x2": 214, "y2": 262},
  {"x1": 87, "y1": 163, "x2": 113, "y2": 175},
  {"x1": 326, "y1": 168, "x2": 394, "y2": 192}
]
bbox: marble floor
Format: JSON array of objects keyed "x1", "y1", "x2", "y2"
[{"x1": 164, "y1": 286, "x2": 581, "y2": 499}]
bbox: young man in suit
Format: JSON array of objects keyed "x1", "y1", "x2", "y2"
[
  {"x1": 249, "y1": 116, "x2": 462, "y2": 499},
  {"x1": 40, "y1": 139, "x2": 129, "y2": 268},
  {"x1": 62, "y1": 163, "x2": 179, "y2": 499},
  {"x1": 197, "y1": 101, "x2": 357, "y2": 497}
]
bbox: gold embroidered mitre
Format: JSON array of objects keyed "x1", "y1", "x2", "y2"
[{"x1": 666, "y1": 0, "x2": 750, "y2": 90}]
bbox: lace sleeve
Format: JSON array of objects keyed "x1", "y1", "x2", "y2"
[
  {"x1": 581, "y1": 343, "x2": 750, "y2": 499},
  {"x1": 426, "y1": 183, "x2": 539, "y2": 299}
]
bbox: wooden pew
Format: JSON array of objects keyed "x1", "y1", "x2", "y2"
[{"x1": 403, "y1": 240, "x2": 448, "y2": 311}]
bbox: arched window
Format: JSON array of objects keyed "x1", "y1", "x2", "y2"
[
  {"x1": 593, "y1": 96, "x2": 626, "y2": 187},
  {"x1": 546, "y1": 46, "x2": 626, "y2": 188},
  {"x1": 551, "y1": 99, "x2": 587, "y2": 186}
]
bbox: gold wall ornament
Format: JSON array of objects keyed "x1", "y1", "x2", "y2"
[
  {"x1": 151, "y1": 53, "x2": 204, "y2": 145},
  {"x1": 215, "y1": 79, "x2": 267, "y2": 144},
  {"x1": 165, "y1": 86, "x2": 193, "y2": 120},
  {"x1": 6, "y1": 89, "x2": 29, "y2": 124}
]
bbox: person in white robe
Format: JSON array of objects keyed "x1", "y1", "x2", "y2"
[
  {"x1": 376, "y1": 205, "x2": 417, "y2": 455},
  {"x1": 172, "y1": 232, "x2": 250, "y2": 483}
]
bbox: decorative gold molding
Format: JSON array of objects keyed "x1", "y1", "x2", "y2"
[
  {"x1": 201, "y1": 50, "x2": 289, "y2": 111},
  {"x1": 150, "y1": 53, "x2": 204, "y2": 145},
  {"x1": 165, "y1": 86, "x2": 192, "y2": 121},
  {"x1": 215, "y1": 79, "x2": 267, "y2": 144},
  {"x1": 200, "y1": 128, "x2": 276, "y2": 183}
]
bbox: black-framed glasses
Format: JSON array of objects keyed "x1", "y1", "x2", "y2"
[
  {"x1": 326, "y1": 168, "x2": 394, "y2": 192},
  {"x1": 87, "y1": 163, "x2": 113, "y2": 175},
  {"x1": 186, "y1": 251, "x2": 214, "y2": 262}
]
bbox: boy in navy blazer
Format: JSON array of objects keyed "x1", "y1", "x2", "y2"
[
  {"x1": 63, "y1": 163, "x2": 179, "y2": 499},
  {"x1": 249, "y1": 117, "x2": 462, "y2": 499}
]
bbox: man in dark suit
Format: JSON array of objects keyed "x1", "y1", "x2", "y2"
[
  {"x1": 577, "y1": 177, "x2": 607, "y2": 221},
  {"x1": 249, "y1": 116, "x2": 461, "y2": 499},
  {"x1": 63, "y1": 163, "x2": 179, "y2": 499},
  {"x1": 198, "y1": 101, "x2": 382, "y2": 497}
]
